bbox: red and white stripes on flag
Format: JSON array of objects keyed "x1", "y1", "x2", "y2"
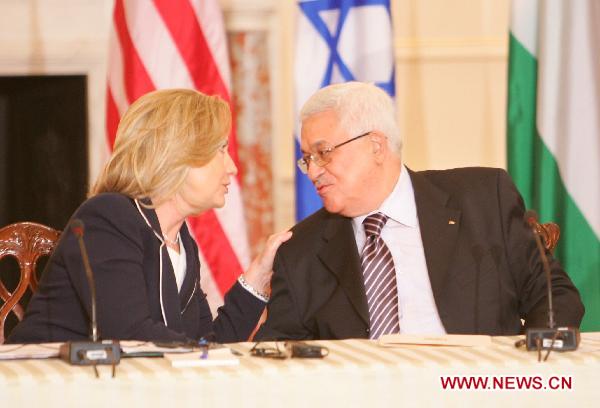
[{"x1": 106, "y1": 0, "x2": 250, "y2": 313}]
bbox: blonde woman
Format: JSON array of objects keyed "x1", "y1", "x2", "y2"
[{"x1": 9, "y1": 89, "x2": 291, "y2": 344}]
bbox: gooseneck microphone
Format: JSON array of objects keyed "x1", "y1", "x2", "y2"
[
  {"x1": 59, "y1": 219, "x2": 120, "y2": 377},
  {"x1": 524, "y1": 210, "x2": 555, "y2": 329},
  {"x1": 70, "y1": 219, "x2": 99, "y2": 342},
  {"x1": 522, "y1": 210, "x2": 579, "y2": 360}
]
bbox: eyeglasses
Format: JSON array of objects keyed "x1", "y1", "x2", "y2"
[
  {"x1": 249, "y1": 341, "x2": 329, "y2": 359},
  {"x1": 249, "y1": 342, "x2": 287, "y2": 359},
  {"x1": 296, "y1": 131, "x2": 371, "y2": 174}
]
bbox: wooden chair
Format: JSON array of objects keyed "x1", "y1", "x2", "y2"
[
  {"x1": 533, "y1": 221, "x2": 561, "y2": 254},
  {"x1": 0, "y1": 222, "x2": 60, "y2": 343}
]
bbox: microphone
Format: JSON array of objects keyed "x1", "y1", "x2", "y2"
[
  {"x1": 524, "y1": 210, "x2": 555, "y2": 329},
  {"x1": 522, "y1": 211, "x2": 579, "y2": 358},
  {"x1": 59, "y1": 219, "x2": 120, "y2": 376},
  {"x1": 70, "y1": 219, "x2": 98, "y2": 342}
]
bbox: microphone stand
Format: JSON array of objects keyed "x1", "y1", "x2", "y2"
[
  {"x1": 531, "y1": 224, "x2": 555, "y2": 330},
  {"x1": 59, "y1": 219, "x2": 120, "y2": 377},
  {"x1": 522, "y1": 211, "x2": 580, "y2": 361}
]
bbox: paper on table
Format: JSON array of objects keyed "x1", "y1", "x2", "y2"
[
  {"x1": 378, "y1": 334, "x2": 492, "y2": 347},
  {"x1": 164, "y1": 347, "x2": 240, "y2": 368},
  {"x1": 120, "y1": 340, "x2": 193, "y2": 354},
  {"x1": 0, "y1": 343, "x2": 61, "y2": 360}
]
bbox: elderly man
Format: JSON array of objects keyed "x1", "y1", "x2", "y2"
[{"x1": 256, "y1": 81, "x2": 583, "y2": 340}]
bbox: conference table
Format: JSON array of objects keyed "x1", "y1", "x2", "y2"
[{"x1": 2, "y1": 333, "x2": 599, "y2": 407}]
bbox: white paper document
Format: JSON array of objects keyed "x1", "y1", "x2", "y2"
[
  {"x1": 378, "y1": 334, "x2": 492, "y2": 347},
  {"x1": 164, "y1": 347, "x2": 240, "y2": 368},
  {"x1": 0, "y1": 343, "x2": 61, "y2": 360}
]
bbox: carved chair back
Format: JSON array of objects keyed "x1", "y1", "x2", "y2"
[
  {"x1": 534, "y1": 221, "x2": 561, "y2": 254},
  {"x1": 0, "y1": 222, "x2": 60, "y2": 343}
]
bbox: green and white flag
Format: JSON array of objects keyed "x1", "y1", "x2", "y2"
[{"x1": 508, "y1": 0, "x2": 599, "y2": 331}]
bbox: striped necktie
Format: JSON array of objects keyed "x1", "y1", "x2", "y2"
[{"x1": 361, "y1": 212, "x2": 400, "y2": 339}]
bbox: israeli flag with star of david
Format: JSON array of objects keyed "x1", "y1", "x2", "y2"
[{"x1": 294, "y1": 0, "x2": 395, "y2": 221}]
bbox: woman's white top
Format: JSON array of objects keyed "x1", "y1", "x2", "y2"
[{"x1": 166, "y1": 233, "x2": 187, "y2": 292}]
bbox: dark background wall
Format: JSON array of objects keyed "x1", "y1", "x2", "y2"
[
  {"x1": 0, "y1": 75, "x2": 88, "y2": 335},
  {"x1": 0, "y1": 75, "x2": 88, "y2": 228}
]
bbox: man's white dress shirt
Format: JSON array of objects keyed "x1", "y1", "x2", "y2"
[{"x1": 352, "y1": 165, "x2": 446, "y2": 334}]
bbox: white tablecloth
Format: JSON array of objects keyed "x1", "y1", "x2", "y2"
[{"x1": 2, "y1": 333, "x2": 599, "y2": 407}]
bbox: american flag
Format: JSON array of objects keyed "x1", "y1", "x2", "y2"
[{"x1": 106, "y1": 0, "x2": 250, "y2": 313}]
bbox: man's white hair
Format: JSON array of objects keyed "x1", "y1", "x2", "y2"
[{"x1": 300, "y1": 81, "x2": 401, "y2": 155}]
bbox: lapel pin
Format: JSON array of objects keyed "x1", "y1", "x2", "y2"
[{"x1": 448, "y1": 220, "x2": 456, "y2": 225}]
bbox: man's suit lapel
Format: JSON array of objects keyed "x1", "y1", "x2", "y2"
[
  {"x1": 312, "y1": 169, "x2": 462, "y2": 331},
  {"x1": 408, "y1": 170, "x2": 461, "y2": 319},
  {"x1": 317, "y1": 214, "x2": 370, "y2": 326}
]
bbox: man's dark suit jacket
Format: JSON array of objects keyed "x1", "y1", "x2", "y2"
[
  {"x1": 256, "y1": 167, "x2": 584, "y2": 340},
  {"x1": 8, "y1": 193, "x2": 264, "y2": 344}
]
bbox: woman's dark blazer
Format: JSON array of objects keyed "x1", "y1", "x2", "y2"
[{"x1": 8, "y1": 193, "x2": 264, "y2": 344}]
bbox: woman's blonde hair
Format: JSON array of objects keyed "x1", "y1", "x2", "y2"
[{"x1": 91, "y1": 89, "x2": 231, "y2": 204}]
